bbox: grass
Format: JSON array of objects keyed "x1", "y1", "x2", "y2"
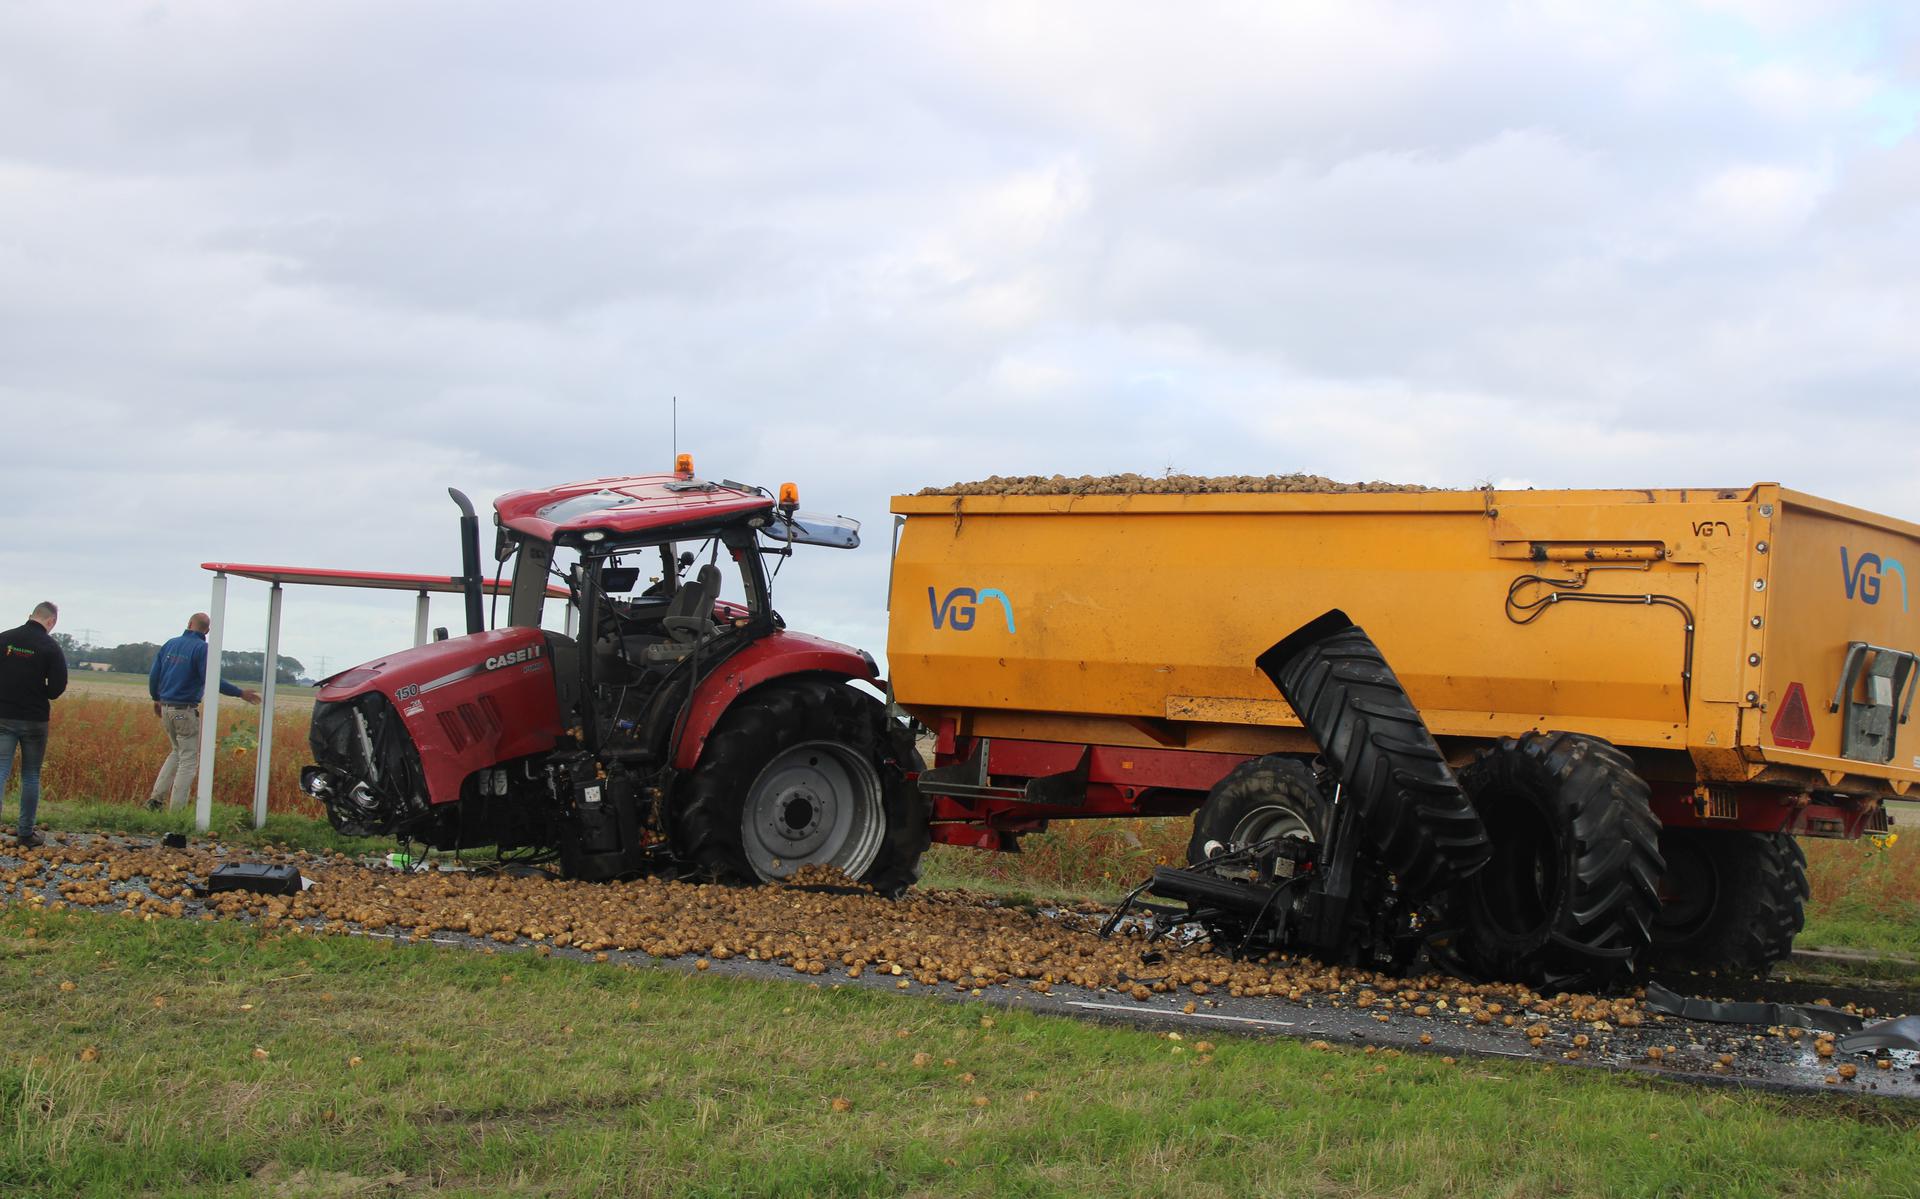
[
  {"x1": 66, "y1": 669, "x2": 319, "y2": 699},
  {"x1": 3, "y1": 908, "x2": 1918, "y2": 1199},
  {"x1": 26, "y1": 801, "x2": 397, "y2": 858},
  {"x1": 1802, "y1": 835, "x2": 1920, "y2": 959}
]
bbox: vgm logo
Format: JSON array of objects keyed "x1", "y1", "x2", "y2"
[
  {"x1": 1842, "y1": 547, "x2": 1908, "y2": 610},
  {"x1": 929, "y1": 587, "x2": 1016, "y2": 633}
]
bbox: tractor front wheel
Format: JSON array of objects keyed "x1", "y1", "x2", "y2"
[
  {"x1": 1185, "y1": 755, "x2": 1327, "y2": 867},
  {"x1": 673, "y1": 678, "x2": 929, "y2": 896}
]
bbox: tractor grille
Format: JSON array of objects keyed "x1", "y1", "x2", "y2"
[{"x1": 435, "y1": 698, "x2": 502, "y2": 751}]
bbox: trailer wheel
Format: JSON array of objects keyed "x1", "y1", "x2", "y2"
[
  {"x1": 1256, "y1": 610, "x2": 1490, "y2": 899},
  {"x1": 1453, "y1": 732, "x2": 1664, "y2": 992},
  {"x1": 673, "y1": 678, "x2": 929, "y2": 896},
  {"x1": 1644, "y1": 830, "x2": 1807, "y2": 976},
  {"x1": 1185, "y1": 755, "x2": 1327, "y2": 867}
]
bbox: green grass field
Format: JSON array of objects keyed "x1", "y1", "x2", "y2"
[
  {"x1": 4, "y1": 908, "x2": 1917, "y2": 1199},
  {"x1": 26, "y1": 800, "x2": 395, "y2": 858},
  {"x1": 64, "y1": 670, "x2": 320, "y2": 711}
]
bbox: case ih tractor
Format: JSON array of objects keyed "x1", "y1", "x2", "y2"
[{"x1": 301, "y1": 460, "x2": 928, "y2": 892}]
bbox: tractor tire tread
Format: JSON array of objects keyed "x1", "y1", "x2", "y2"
[
  {"x1": 672, "y1": 677, "x2": 929, "y2": 896},
  {"x1": 1456, "y1": 731, "x2": 1664, "y2": 992}
]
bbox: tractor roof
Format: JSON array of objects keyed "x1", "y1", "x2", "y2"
[{"x1": 495, "y1": 473, "x2": 774, "y2": 544}]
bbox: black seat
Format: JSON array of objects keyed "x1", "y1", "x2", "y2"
[{"x1": 644, "y1": 565, "x2": 722, "y2": 662}]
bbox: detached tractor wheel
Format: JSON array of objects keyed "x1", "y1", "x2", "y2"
[
  {"x1": 1186, "y1": 755, "x2": 1327, "y2": 867},
  {"x1": 1256, "y1": 609, "x2": 1490, "y2": 900},
  {"x1": 673, "y1": 678, "x2": 930, "y2": 896},
  {"x1": 1644, "y1": 830, "x2": 1807, "y2": 977},
  {"x1": 1454, "y1": 732, "x2": 1664, "y2": 992}
]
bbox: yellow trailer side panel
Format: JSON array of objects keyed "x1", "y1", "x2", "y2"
[{"x1": 888, "y1": 485, "x2": 1920, "y2": 794}]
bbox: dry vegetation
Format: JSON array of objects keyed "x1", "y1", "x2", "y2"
[{"x1": 21, "y1": 693, "x2": 320, "y2": 818}]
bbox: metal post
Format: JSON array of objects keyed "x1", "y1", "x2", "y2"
[
  {"x1": 414, "y1": 590, "x2": 431, "y2": 647},
  {"x1": 564, "y1": 602, "x2": 577, "y2": 639},
  {"x1": 194, "y1": 572, "x2": 228, "y2": 833},
  {"x1": 251, "y1": 583, "x2": 282, "y2": 830}
]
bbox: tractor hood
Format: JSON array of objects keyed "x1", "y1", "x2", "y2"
[
  {"x1": 313, "y1": 626, "x2": 566, "y2": 813},
  {"x1": 317, "y1": 627, "x2": 555, "y2": 706}
]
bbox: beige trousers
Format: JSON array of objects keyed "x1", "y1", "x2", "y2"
[{"x1": 149, "y1": 706, "x2": 201, "y2": 811}]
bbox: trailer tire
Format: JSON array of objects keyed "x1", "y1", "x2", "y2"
[
  {"x1": 1644, "y1": 830, "x2": 1807, "y2": 977},
  {"x1": 1186, "y1": 755, "x2": 1327, "y2": 865},
  {"x1": 1453, "y1": 732, "x2": 1664, "y2": 992},
  {"x1": 1256, "y1": 610, "x2": 1491, "y2": 900},
  {"x1": 673, "y1": 678, "x2": 929, "y2": 897}
]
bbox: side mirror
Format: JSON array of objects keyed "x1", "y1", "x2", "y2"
[{"x1": 764, "y1": 511, "x2": 861, "y2": 549}]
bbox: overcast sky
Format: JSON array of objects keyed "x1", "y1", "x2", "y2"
[{"x1": 2, "y1": 1, "x2": 1916, "y2": 678}]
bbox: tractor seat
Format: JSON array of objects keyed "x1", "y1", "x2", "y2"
[{"x1": 642, "y1": 565, "x2": 723, "y2": 663}]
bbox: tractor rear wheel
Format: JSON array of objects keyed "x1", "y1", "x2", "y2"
[
  {"x1": 673, "y1": 678, "x2": 929, "y2": 896},
  {"x1": 1453, "y1": 732, "x2": 1664, "y2": 992},
  {"x1": 1644, "y1": 830, "x2": 1807, "y2": 977}
]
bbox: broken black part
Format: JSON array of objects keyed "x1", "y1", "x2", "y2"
[
  {"x1": 1837, "y1": 1013, "x2": 1920, "y2": 1055},
  {"x1": 1642, "y1": 982, "x2": 1866, "y2": 1034}
]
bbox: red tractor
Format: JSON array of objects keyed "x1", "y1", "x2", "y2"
[{"x1": 300, "y1": 460, "x2": 929, "y2": 891}]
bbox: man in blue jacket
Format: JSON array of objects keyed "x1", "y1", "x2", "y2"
[
  {"x1": 146, "y1": 613, "x2": 260, "y2": 813},
  {"x1": 0, "y1": 602, "x2": 68, "y2": 847}
]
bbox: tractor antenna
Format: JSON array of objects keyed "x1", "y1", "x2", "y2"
[{"x1": 672, "y1": 395, "x2": 678, "y2": 467}]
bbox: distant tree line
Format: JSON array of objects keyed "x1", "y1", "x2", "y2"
[{"x1": 51, "y1": 634, "x2": 308, "y2": 685}]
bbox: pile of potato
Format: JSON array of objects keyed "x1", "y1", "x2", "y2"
[{"x1": 917, "y1": 472, "x2": 1433, "y2": 496}]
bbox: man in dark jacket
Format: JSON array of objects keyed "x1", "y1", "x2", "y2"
[{"x1": 0, "y1": 602, "x2": 69, "y2": 847}]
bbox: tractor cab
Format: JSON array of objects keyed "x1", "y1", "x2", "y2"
[{"x1": 492, "y1": 463, "x2": 862, "y2": 760}]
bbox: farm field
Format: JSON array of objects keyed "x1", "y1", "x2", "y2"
[
  {"x1": 9, "y1": 689, "x2": 1920, "y2": 963},
  {"x1": 4, "y1": 906, "x2": 1918, "y2": 1199},
  {"x1": 64, "y1": 669, "x2": 319, "y2": 714}
]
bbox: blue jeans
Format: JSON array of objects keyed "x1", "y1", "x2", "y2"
[{"x1": 0, "y1": 718, "x2": 49, "y2": 837}]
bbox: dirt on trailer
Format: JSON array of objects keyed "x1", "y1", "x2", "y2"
[
  {"x1": 916, "y1": 473, "x2": 1435, "y2": 497},
  {"x1": 5, "y1": 832, "x2": 1916, "y2": 1098}
]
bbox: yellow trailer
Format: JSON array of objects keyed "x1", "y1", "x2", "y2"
[{"x1": 888, "y1": 481, "x2": 1912, "y2": 985}]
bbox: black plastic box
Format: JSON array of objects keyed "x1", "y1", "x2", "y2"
[{"x1": 206, "y1": 863, "x2": 304, "y2": 896}]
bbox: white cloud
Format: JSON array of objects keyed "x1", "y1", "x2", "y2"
[{"x1": 0, "y1": 0, "x2": 1915, "y2": 679}]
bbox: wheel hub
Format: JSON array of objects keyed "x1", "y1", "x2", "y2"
[
  {"x1": 740, "y1": 741, "x2": 885, "y2": 882},
  {"x1": 777, "y1": 790, "x2": 823, "y2": 839}
]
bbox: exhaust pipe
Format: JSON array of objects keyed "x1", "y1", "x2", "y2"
[{"x1": 449, "y1": 488, "x2": 485, "y2": 635}]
